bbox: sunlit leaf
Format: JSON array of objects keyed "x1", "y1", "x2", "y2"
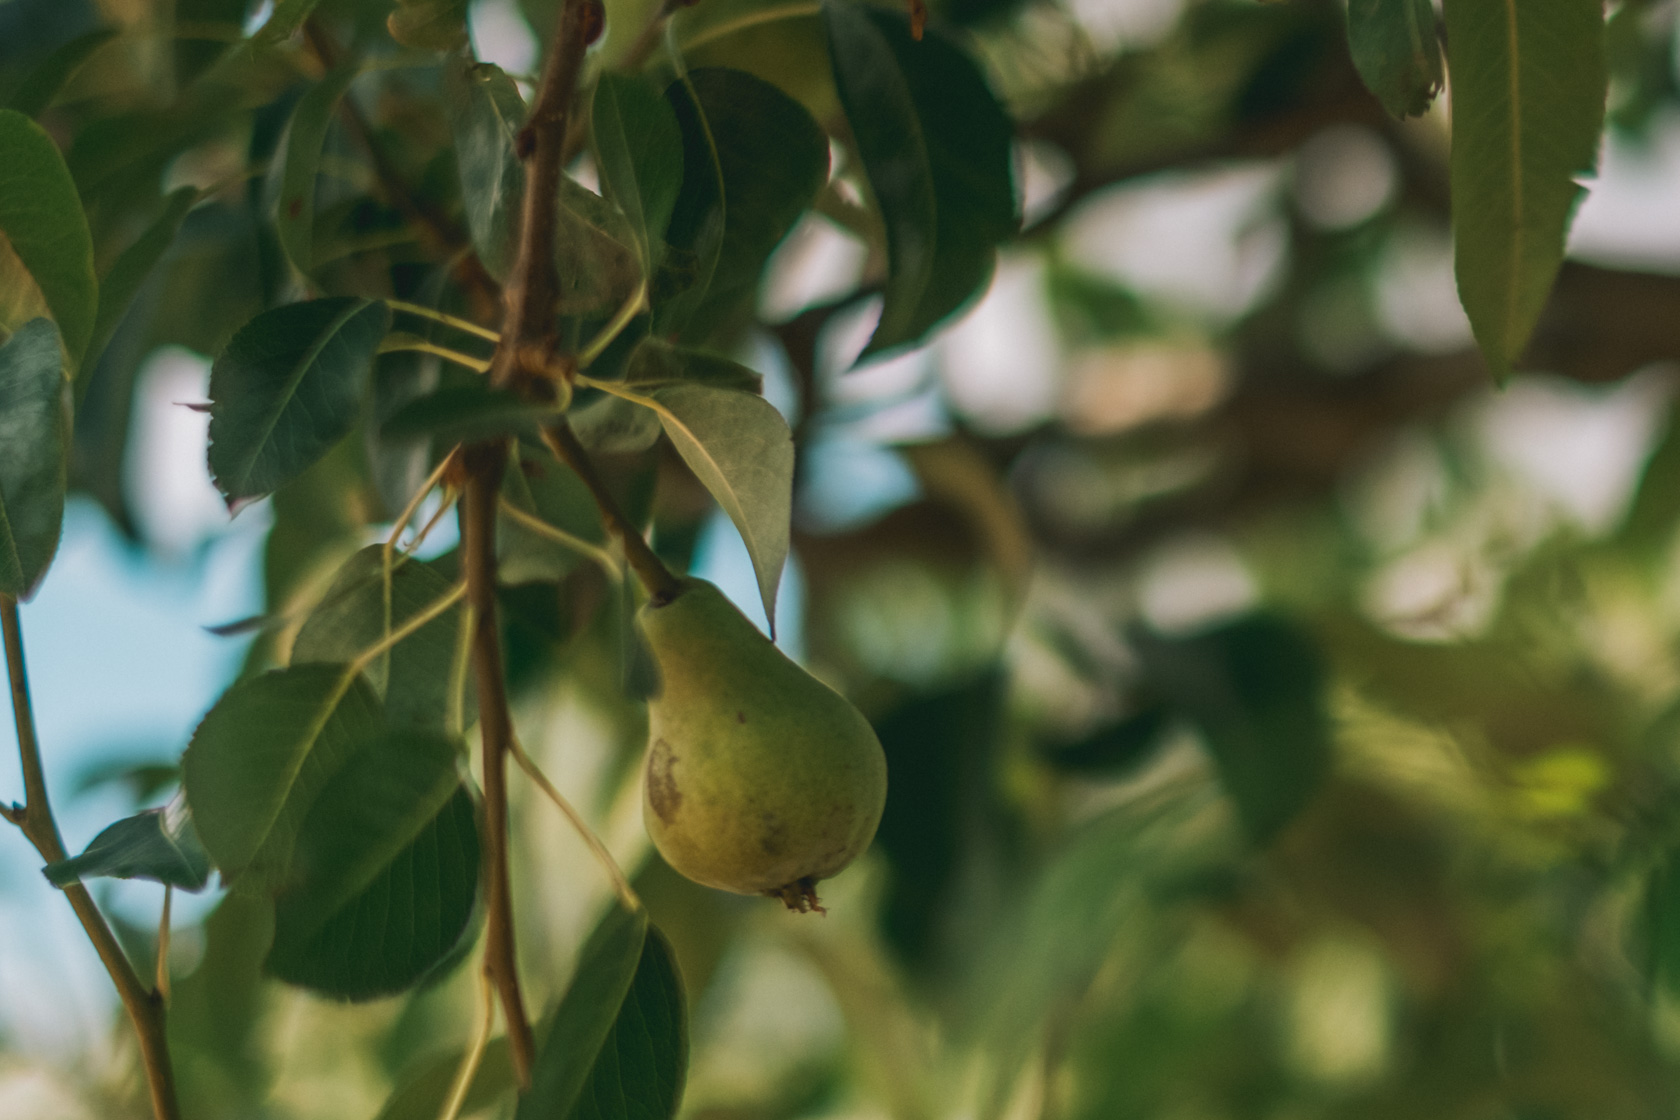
[
  {"x1": 266, "y1": 785, "x2": 480, "y2": 1000},
  {"x1": 6, "y1": 28, "x2": 120, "y2": 119},
  {"x1": 0, "y1": 109, "x2": 98, "y2": 362},
  {"x1": 1346, "y1": 0, "x2": 1443, "y2": 118},
  {"x1": 0, "y1": 318, "x2": 67, "y2": 599},
  {"x1": 594, "y1": 72, "x2": 686, "y2": 275},
  {"x1": 649, "y1": 383, "x2": 793, "y2": 627},
  {"x1": 275, "y1": 65, "x2": 361, "y2": 278},
  {"x1": 293, "y1": 546, "x2": 471, "y2": 731},
  {"x1": 444, "y1": 60, "x2": 526, "y2": 279},
  {"x1": 1444, "y1": 0, "x2": 1605, "y2": 380},
  {"x1": 823, "y1": 2, "x2": 1016, "y2": 358},
  {"x1": 207, "y1": 297, "x2": 390, "y2": 502},
  {"x1": 43, "y1": 802, "x2": 211, "y2": 891},
  {"x1": 181, "y1": 664, "x2": 382, "y2": 883},
  {"x1": 516, "y1": 902, "x2": 650, "y2": 1120}
]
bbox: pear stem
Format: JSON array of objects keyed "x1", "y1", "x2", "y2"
[{"x1": 543, "y1": 420, "x2": 682, "y2": 602}]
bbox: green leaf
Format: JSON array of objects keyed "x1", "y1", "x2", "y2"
[
  {"x1": 83, "y1": 186, "x2": 198, "y2": 384},
  {"x1": 266, "y1": 785, "x2": 480, "y2": 1000},
  {"x1": 655, "y1": 76, "x2": 726, "y2": 336},
  {"x1": 444, "y1": 60, "x2": 526, "y2": 280},
  {"x1": 380, "y1": 384, "x2": 552, "y2": 445},
  {"x1": 181, "y1": 664, "x2": 382, "y2": 883},
  {"x1": 276, "y1": 66, "x2": 361, "y2": 278},
  {"x1": 625, "y1": 338, "x2": 763, "y2": 393},
  {"x1": 516, "y1": 902, "x2": 649, "y2": 1120},
  {"x1": 0, "y1": 109, "x2": 98, "y2": 363},
  {"x1": 649, "y1": 383, "x2": 792, "y2": 627},
  {"x1": 293, "y1": 546, "x2": 471, "y2": 731},
  {"x1": 592, "y1": 72, "x2": 686, "y2": 275},
  {"x1": 7, "y1": 28, "x2": 120, "y2": 119},
  {"x1": 269, "y1": 728, "x2": 463, "y2": 942},
  {"x1": 556, "y1": 178, "x2": 644, "y2": 316},
  {"x1": 1134, "y1": 614, "x2": 1331, "y2": 845},
  {"x1": 0, "y1": 319, "x2": 68, "y2": 599},
  {"x1": 387, "y1": 0, "x2": 471, "y2": 50},
  {"x1": 568, "y1": 926, "x2": 688, "y2": 1120},
  {"x1": 1444, "y1": 0, "x2": 1605, "y2": 380},
  {"x1": 42, "y1": 802, "x2": 212, "y2": 892},
  {"x1": 1346, "y1": 0, "x2": 1444, "y2": 118},
  {"x1": 374, "y1": 1039, "x2": 515, "y2": 1120},
  {"x1": 255, "y1": 0, "x2": 325, "y2": 41},
  {"x1": 823, "y1": 3, "x2": 1016, "y2": 358},
  {"x1": 569, "y1": 394, "x2": 664, "y2": 455},
  {"x1": 661, "y1": 69, "x2": 828, "y2": 337},
  {"x1": 207, "y1": 297, "x2": 391, "y2": 502}
]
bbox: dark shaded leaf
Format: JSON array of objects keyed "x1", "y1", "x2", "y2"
[
  {"x1": 43, "y1": 803, "x2": 211, "y2": 891},
  {"x1": 181, "y1": 664, "x2": 382, "y2": 883},
  {"x1": 293, "y1": 546, "x2": 471, "y2": 731},
  {"x1": 266, "y1": 785, "x2": 480, "y2": 1000},
  {"x1": 569, "y1": 926, "x2": 688, "y2": 1120},
  {"x1": 499, "y1": 438, "x2": 609, "y2": 585},
  {"x1": 516, "y1": 901, "x2": 649, "y2": 1120},
  {"x1": 0, "y1": 109, "x2": 98, "y2": 362},
  {"x1": 83, "y1": 186, "x2": 198, "y2": 385},
  {"x1": 0, "y1": 318, "x2": 67, "y2": 598},
  {"x1": 1134, "y1": 614, "x2": 1331, "y2": 844},
  {"x1": 823, "y1": 3, "x2": 1016, "y2": 357},
  {"x1": 661, "y1": 69, "x2": 828, "y2": 337},
  {"x1": 625, "y1": 338, "x2": 763, "y2": 392},
  {"x1": 593, "y1": 72, "x2": 686, "y2": 274},
  {"x1": 275, "y1": 66, "x2": 361, "y2": 277},
  {"x1": 1444, "y1": 0, "x2": 1605, "y2": 380},
  {"x1": 1346, "y1": 0, "x2": 1443, "y2": 118},
  {"x1": 207, "y1": 297, "x2": 390, "y2": 501},
  {"x1": 381, "y1": 383, "x2": 553, "y2": 445},
  {"x1": 6, "y1": 28, "x2": 119, "y2": 119},
  {"x1": 388, "y1": 0, "x2": 470, "y2": 50},
  {"x1": 444, "y1": 60, "x2": 526, "y2": 279}
]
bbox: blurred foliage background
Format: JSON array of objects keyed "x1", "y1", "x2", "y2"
[{"x1": 9, "y1": 0, "x2": 1680, "y2": 1117}]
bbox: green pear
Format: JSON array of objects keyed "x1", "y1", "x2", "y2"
[{"x1": 639, "y1": 577, "x2": 887, "y2": 911}]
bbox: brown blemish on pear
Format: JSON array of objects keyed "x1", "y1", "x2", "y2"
[{"x1": 638, "y1": 578, "x2": 887, "y2": 910}]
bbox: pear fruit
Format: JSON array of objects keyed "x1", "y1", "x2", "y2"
[{"x1": 639, "y1": 578, "x2": 887, "y2": 911}]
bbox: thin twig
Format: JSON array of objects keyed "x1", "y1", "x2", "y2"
[
  {"x1": 1, "y1": 599, "x2": 182, "y2": 1120},
  {"x1": 384, "y1": 449, "x2": 460, "y2": 566},
  {"x1": 541, "y1": 421, "x2": 681, "y2": 601},
  {"x1": 387, "y1": 299, "x2": 504, "y2": 343},
  {"x1": 346, "y1": 583, "x2": 468, "y2": 678},
  {"x1": 378, "y1": 338, "x2": 492, "y2": 373},
  {"x1": 439, "y1": 963, "x2": 496, "y2": 1120},
  {"x1": 509, "y1": 736, "x2": 640, "y2": 912},
  {"x1": 156, "y1": 885, "x2": 173, "y2": 1003},
  {"x1": 458, "y1": 454, "x2": 536, "y2": 1085},
  {"x1": 496, "y1": 495, "x2": 623, "y2": 581}
]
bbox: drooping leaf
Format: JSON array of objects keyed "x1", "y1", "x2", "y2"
[
  {"x1": 268, "y1": 728, "x2": 463, "y2": 940},
  {"x1": 592, "y1": 72, "x2": 686, "y2": 274},
  {"x1": 374, "y1": 1039, "x2": 515, "y2": 1120},
  {"x1": 207, "y1": 297, "x2": 391, "y2": 502},
  {"x1": 293, "y1": 546, "x2": 471, "y2": 731},
  {"x1": 380, "y1": 383, "x2": 552, "y2": 445},
  {"x1": 0, "y1": 318, "x2": 67, "y2": 599},
  {"x1": 1134, "y1": 614, "x2": 1331, "y2": 845},
  {"x1": 82, "y1": 186, "x2": 199, "y2": 386},
  {"x1": 568, "y1": 926, "x2": 688, "y2": 1120},
  {"x1": 1444, "y1": 0, "x2": 1605, "y2": 380},
  {"x1": 266, "y1": 785, "x2": 480, "y2": 1000},
  {"x1": 648, "y1": 383, "x2": 793, "y2": 626},
  {"x1": 43, "y1": 801, "x2": 211, "y2": 891},
  {"x1": 388, "y1": 0, "x2": 471, "y2": 50},
  {"x1": 444, "y1": 60, "x2": 526, "y2": 280},
  {"x1": 660, "y1": 69, "x2": 828, "y2": 338},
  {"x1": 1346, "y1": 0, "x2": 1444, "y2": 119},
  {"x1": 0, "y1": 110, "x2": 98, "y2": 363},
  {"x1": 6, "y1": 28, "x2": 120, "y2": 120},
  {"x1": 181, "y1": 664, "x2": 382, "y2": 883},
  {"x1": 516, "y1": 902, "x2": 649, "y2": 1120},
  {"x1": 823, "y1": 3, "x2": 1016, "y2": 357},
  {"x1": 275, "y1": 66, "x2": 361, "y2": 278}
]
